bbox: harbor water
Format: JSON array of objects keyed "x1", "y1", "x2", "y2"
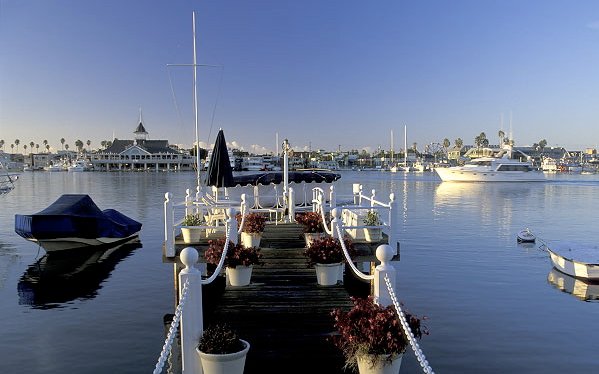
[{"x1": 1, "y1": 171, "x2": 598, "y2": 373}]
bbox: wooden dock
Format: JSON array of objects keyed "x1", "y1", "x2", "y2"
[{"x1": 164, "y1": 222, "x2": 396, "y2": 373}]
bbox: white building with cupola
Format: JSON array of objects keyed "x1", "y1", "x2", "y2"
[{"x1": 90, "y1": 115, "x2": 194, "y2": 171}]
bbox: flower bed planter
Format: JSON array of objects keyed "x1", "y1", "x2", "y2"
[
  {"x1": 314, "y1": 262, "x2": 343, "y2": 286},
  {"x1": 226, "y1": 265, "x2": 253, "y2": 286}
]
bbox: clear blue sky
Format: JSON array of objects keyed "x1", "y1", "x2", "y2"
[{"x1": 2, "y1": 0, "x2": 599, "y2": 154}]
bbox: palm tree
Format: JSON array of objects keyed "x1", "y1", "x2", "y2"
[
  {"x1": 14, "y1": 139, "x2": 20, "y2": 153},
  {"x1": 0, "y1": 139, "x2": 4, "y2": 150},
  {"x1": 60, "y1": 138, "x2": 65, "y2": 150},
  {"x1": 43, "y1": 139, "x2": 48, "y2": 153},
  {"x1": 101, "y1": 140, "x2": 107, "y2": 149},
  {"x1": 45, "y1": 144, "x2": 50, "y2": 152},
  {"x1": 65, "y1": 144, "x2": 69, "y2": 151},
  {"x1": 86, "y1": 139, "x2": 91, "y2": 152},
  {"x1": 443, "y1": 138, "x2": 450, "y2": 149},
  {"x1": 29, "y1": 141, "x2": 34, "y2": 151},
  {"x1": 23, "y1": 144, "x2": 27, "y2": 154},
  {"x1": 10, "y1": 144, "x2": 14, "y2": 152},
  {"x1": 455, "y1": 138, "x2": 464, "y2": 149},
  {"x1": 35, "y1": 143, "x2": 40, "y2": 153},
  {"x1": 474, "y1": 132, "x2": 488, "y2": 148},
  {"x1": 75, "y1": 139, "x2": 83, "y2": 154}
]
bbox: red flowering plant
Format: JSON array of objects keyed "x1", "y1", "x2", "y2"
[
  {"x1": 204, "y1": 238, "x2": 263, "y2": 268},
  {"x1": 303, "y1": 235, "x2": 355, "y2": 267},
  {"x1": 330, "y1": 295, "x2": 428, "y2": 370},
  {"x1": 236, "y1": 212, "x2": 267, "y2": 234},
  {"x1": 295, "y1": 212, "x2": 324, "y2": 233}
]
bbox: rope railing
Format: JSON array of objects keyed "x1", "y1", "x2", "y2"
[
  {"x1": 153, "y1": 278, "x2": 190, "y2": 374},
  {"x1": 335, "y1": 223, "x2": 373, "y2": 282},
  {"x1": 384, "y1": 274, "x2": 435, "y2": 374},
  {"x1": 202, "y1": 214, "x2": 234, "y2": 285}
]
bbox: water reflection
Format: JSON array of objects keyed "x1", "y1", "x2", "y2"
[
  {"x1": 17, "y1": 239, "x2": 142, "y2": 309},
  {"x1": 547, "y1": 268, "x2": 599, "y2": 302},
  {"x1": 434, "y1": 182, "x2": 536, "y2": 236}
]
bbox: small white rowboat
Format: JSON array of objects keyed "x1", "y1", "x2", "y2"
[
  {"x1": 544, "y1": 241, "x2": 599, "y2": 281},
  {"x1": 517, "y1": 228, "x2": 536, "y2": 243}
]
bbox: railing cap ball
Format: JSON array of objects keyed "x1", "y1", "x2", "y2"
[
  {"x1": 164, "y1": 192, "x2": 172, "y2": 200},
  {"x1": 180, "y1": 247, "x2": 198, "y2": 268},
  {"x1": 331, "y1": 207, "x2": 340, "y2": 218},
  {"x1": 375, "y1": 244, "x2": 394, "y2": 264}
]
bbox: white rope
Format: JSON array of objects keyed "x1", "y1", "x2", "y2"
[
  {"x1": 153, "y1": 278, "x2": 190, "y2": 374},
  {"x1": 335, "y1": 224, "x2": 373, "y2": 281},
  {"x1": 202, "y1": 221, "x2": 233, "y2": 284},
  {"x1": 384, "y1": 274, "x2": 435, "y2": 374}
]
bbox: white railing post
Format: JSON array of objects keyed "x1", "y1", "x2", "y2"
[
  {"x1": 185, "y1": 188, "x2": 192, "y2": 216},
  {"x1": 330, "y1": 208, "x2": 344, "y2": 282},
  {"x1": 329, "y1": 185, "x2": 336, "y2": 210},
  {"x1": 352, "y1": 183, "x2": 361, "y2": 205},
  {"x1": 226, "y1": 207, "x2": 238, "y2": 245},
  {"x1": 288, "y1": 187, "x2": 295, "y2": 222},
  {"x1": 164, "y1": 192, "x2": 175, "y2": 258},
  {"x1": 373, "y1": 244, "x2": 396, "y2": 307},
  {"x1": 330, "y1": 208, "x2": 340, "y2": 239},
  {"x1": 179, "y1": 247, "x2": 203, "y2": 374},
  {"x1": 370, "y1": 189, "x2": 376, "y2": 207},
  {"x1": 388, "y1": 192, "x2": 397, "y2": 254}
]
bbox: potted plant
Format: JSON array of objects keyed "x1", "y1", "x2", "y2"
[
  {"x1": 362, "y1": 210, "x2": 382, "y2": 243},
  {"x1": 205, "y1": 238, "x2": 263, "y2": 286},
  {"x1": 197, "y1": 323, "x2": 250, "y2": 374},
  {"x1": 180, "y1": 213, "x2": 205, "y2": 244},
  {"x1": 295, "y1": 211, "x2": 326, "y2": 247},
  {"x1": 304, "y1": 235, "x2": 354, "y2": 286},
  {"x1": 330, "y1": 296, "x2": 427, "y2": 373},
  {"x1": 237, "y1": 212, "x2": 267, "y2": 248}
]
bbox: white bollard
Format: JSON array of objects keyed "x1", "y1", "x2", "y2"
[
  {"x1": 373, "y1": 244, "x2": 396, "y2": 307},
  {"x1": 179, "y1": 247, "x2": 203, "y2": 374}
]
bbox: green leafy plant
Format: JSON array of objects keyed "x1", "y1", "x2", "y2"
[
  {"x1": 198, "y1": 323, "x2": 245, "y2": 354},
  {"x1": 205, "y1": 238, "x2": 263, "y2": 268},
  {"x1": 330, "y1": 296, "x2": 427, "y2": 370},
  {"x1": 236, "y1": 212, "x2": 267, "y2": 234},
  {"x1": 295, "y1": 212, "x2": 324, "y2": 233},
  {"x1": 303, "y1": 235, "x2": 354, "y2": 266},
  {"x1": 362, "y1": 210, "x2": 381, "y2": 226},
  {"x1": 182, "y1": 213, "x2": 204, "y2": 226}
]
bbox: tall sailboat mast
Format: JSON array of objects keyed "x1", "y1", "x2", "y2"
[
  {"x1": 404, "y1": 124, "x2": 407, "y2": 166},
  {"x1": 192, "y1": 11, "x2": 201, "y2": 189},
  {"x1": 390, "y1": 129, "x2": 394, "y2": 164}
]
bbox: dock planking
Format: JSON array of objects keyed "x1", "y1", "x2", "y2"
[{"x1": 201, "y1": 222, "x2": 372, "y2": 373}]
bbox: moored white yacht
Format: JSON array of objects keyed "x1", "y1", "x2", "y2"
[{"x1": 435, "y1": 145, "x2": 545, "y2": 182}]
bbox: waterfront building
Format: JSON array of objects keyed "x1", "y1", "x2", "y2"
[{"x1": 90, "y1": 120, "x2": 194, "y2": 171}]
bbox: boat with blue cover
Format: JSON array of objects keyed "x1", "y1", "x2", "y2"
[{"x1": 15, "y1": 194, "x2": 142, "y2": 252}]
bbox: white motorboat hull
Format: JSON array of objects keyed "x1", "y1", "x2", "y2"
[
  {"x1": 435, "y1": 167, "x2": 545, "y2": 182},
  {"x1": 27, "y1": 233, "x2": 140, "y2": 252},
  {"x1": 546, "y1": 246, "x2": 599, "y2": 281}
]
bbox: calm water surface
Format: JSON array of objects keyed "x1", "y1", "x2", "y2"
[{"x1": 1, "y1": 171, "x2": 598, "y2": 373}]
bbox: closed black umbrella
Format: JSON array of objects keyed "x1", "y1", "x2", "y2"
[{"x1": 205, "y1": 129, "x2": 234, "y2": 188}]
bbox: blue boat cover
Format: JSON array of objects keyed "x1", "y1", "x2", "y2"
[{"x1": 15, "y1": 194, "x2": 142, "y2": 240}]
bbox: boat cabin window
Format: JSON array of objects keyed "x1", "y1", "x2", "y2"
[{"x1": 496, "y1": 164, "x2": 531, "y2": 172}]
